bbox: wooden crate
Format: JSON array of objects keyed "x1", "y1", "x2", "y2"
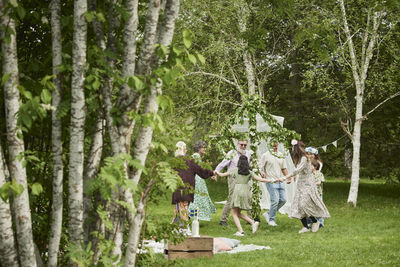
[{"x1": 166, "y1": 236, "x2": 214, "y2": 260}]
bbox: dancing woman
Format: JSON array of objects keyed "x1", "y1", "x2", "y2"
[
  {"x1": 283, "y1": 141, "x2": 330, "y2": 233},
  {"x1": 188, "y1": 141, "x2": 216, "y2": 221},
  {"x1": 217, "y1": 155, "x2": 271, "y2": 236}
]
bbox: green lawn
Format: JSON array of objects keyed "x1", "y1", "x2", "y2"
[{"x1": 143, "y1": 179, "x2": 400, "y2": 266}]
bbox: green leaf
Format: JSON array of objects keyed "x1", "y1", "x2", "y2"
[
  {"x1": 17, "y1": 6, "x2": 26, "y2": 19},
  {"x1": 10, "y1": 180, "x2": 24, "y2": 196},
  {"x1": 84, "y1": 12, "x2": 95, "y2": 23},
  {"x1": 21, "y1": 114, "x2": 32, "y2": 129},
  {"x1": 172, "y1": 46, "x2": 182, "y2": 56},
  {"x1": 31, "y1": 182, "x2": 43, "y2": 196},
  {"x1": 96, "y1": 12, "x2": 106, "y2": 22},
  {"x1": 0, "y1": 182, "x2": 10, "y2": 202},
  {"x1": 1, "y1": 73, "x2": 11, "y2": 86},
  {"x1": 183, "y1": 29, "x2": 192, "y2": 48},
  {"x1": 40, "y1": 89, "x2": 52, "y2": 104},
  {"x1": 196, "y1": 52, "x2": 206, "y2": 64},
  {"x1": 127, "y1": 76, "x2": 144, "y2": 91},
  {"x1": 159, "y1": 144, "x2": 168, "y2": 153},
  {"x1": 188, "y1": 54, "x2": 197, "y2": 64},
  {"x1": 92, "y1": 79, "x2": 101, "y2": 90},
  {"x1": 9, "y1": 0, "x2": 18, "y2": 7},
  {"x1": 22, "y1": 90, "x2": 32, "y2": 100}
]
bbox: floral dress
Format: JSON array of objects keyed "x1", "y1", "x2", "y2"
[
  {"x1": 289, "y1": 156, "x2": 330, "y2": 219},
  {"x1": 188, "y1": 153, "x2": 216, "y2": 221}
]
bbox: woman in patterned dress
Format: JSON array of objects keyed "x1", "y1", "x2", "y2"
[
  {"x1": 188, "y1": 141, "x2": 217, "y2": 221},
  {"x1": 172, "y1": 141, "x2": 216, "y2": 224},
  {"x1": 282, "y1": 141, "x2": 330, "y2": 234}
]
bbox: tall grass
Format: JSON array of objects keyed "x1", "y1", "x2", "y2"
[{"x1": 143, "y1": 179, "x2": 400, "y2": 266}]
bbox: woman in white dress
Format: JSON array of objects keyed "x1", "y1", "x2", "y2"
[{"x1": 283, "y1": 141, "x2": 330, "y2": 233}]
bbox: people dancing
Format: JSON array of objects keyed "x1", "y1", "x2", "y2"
[
  {"x1": 171, "y1": 141, "x2": 216, "y2": 228},
  {"x1": 215, "y1": 139, "x2": 252, "y2": 226},
  {"x1": 217, "y1": 155, "x2": 271, "y2": 236},
  {"x1": 188, "y1": 141, "x2": 217, "y2": 221},
  {"x1": 259, "y1": 140, "x2": 289, "y2": 226},
  {"x1": 283, "y1": 140, "x2": 330, "y2": 233}
]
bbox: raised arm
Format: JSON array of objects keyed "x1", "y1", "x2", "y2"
[
  {"x1": 215, "y1": 150, "x2": 234, "y2": 172},
  {"x1": 285, "y1": 156, "x2": 308, "y2": 179},
  {"x1": 192, "y1": 160, "x2": 214, "y2": 179}
]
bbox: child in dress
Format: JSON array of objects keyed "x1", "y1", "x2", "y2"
[
  {"x1": 311, "y1": 159, "x2": 325, "y2": 228},
  {"x1": 305, "y1": 147, "x2": 323, "y2": 171},
  {"x1": 217, "y1": 155, "x2": 271, "y2": 236}
]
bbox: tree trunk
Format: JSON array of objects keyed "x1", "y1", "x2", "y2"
[
  {"x1": 48, "y1": 1, "x2": 64, "y2": 266},
  {"x1": 344, "y1": 141, "x2": 352, "y2": 173},
  {"x1": 83, "y1": 116, "x2": 104, "y2": 243},
  {"x1": 0, "y1": 144, "x2": 19, "y2": 266},
  {"x1": 339, "y1": 0, "x2": 381, "y2": 206},
  {"x1": 124, "y1": 0, "x2": 180, "y2": 264},
  {"x1": 68, "y1": 0, "x2": 87, "y2": 247},
  {"x1": 1, "y1": 9, "x2": 37, "y2": 267},
  {"x1": 106, "y1": 0, "x2": 139, "y2": 261},
  {"x1": 347, "y1": 94, "x2": 363, "y2": 206},
  {"x1": 237, "y1": 4, "x2": 256, "y2": 96}
]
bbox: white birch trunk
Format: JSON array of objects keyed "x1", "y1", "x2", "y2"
[
  {"x1": 107, "y1": 0, "x2": 140, "y2": 260},
  {"x1": 1, "y1": 10, "x2": 37, "y2": 267},
  {"x1": 48, "y1": 1, "x2": 64, "y2": 266},
  {"x1": 237, "y1": 4, "x2": 256, "y2": 96},
  {"x1": 339, "y1": 0, "x2": 381, "y2": 206},
  {"x1": 0, "y1": 144, "x2": 19, "y2": 266},
  {"x1": 83, "y1": 116, "x2": 104, "y2": 243},
  {"x1": 68, "y1": 0, "x2": 87, "y2": 246},
  {"x1": 124, "y1": 1, "x2": 180, "y2": 265}
]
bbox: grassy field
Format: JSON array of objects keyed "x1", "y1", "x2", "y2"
[{"x1": 143, "y1": 179, "x2": 400, "y2": 266}]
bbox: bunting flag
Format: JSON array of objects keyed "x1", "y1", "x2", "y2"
[{"x1": 316, "y1": 135, "x2": 346, "y2": 152}]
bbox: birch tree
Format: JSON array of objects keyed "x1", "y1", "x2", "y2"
[
  {"x1": 1, "y1": 3, "x2": 37, "y2": 266},
  {"x1": 338, "y1": 0, "x2": 397, "y2": 206},
  {"x1": 124, "y1": 0, "x2": 180, "y2": 264},
  {"x1": 0, "y1": 143, "x2": 18, "y2": 266},
  {"x1": 47, "y1": 0, "x2": 64, "y2": 266},
  {"x1": 68, "y1": 0, "x2": 87, "y2": 247}
]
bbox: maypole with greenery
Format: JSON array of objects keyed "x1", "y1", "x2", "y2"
[{"x1": 208, "y1": 94, "x2": 299, "y2": 220}]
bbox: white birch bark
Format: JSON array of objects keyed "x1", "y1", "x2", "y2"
[
  {"x1": 68, "y1": 0, "x2": 87, "y2": 246},
  {"x1": 47, "y1": 1, "x2": 64, "y2": 266},
  {"x1": 83, "y1": 116, "x2": 104, "y2": 243},
  {"x1": 112, "y1": 1, "x2": 163, "y2": 261},
  {"x1": 0, "y1": 144, "x2": 19, "y2": 266},
  {"x1": 1, "y1": 9, "x2": 37, "y2": 267},
  {"x1": 124, "y1": 1, "x2": 180, "y2": 265},
  {"x1": 237, "y1": 4, "x2": 256, "y2": 96},
  {"x1": 114, "y1": 0, "x2": 139, "y2": 154},
  {"x1": 339, "y1": 0, "x2": 381, "y2": 206},
  {"x1": 107, "y1": 0, "x2": 140, "y2": 261}
]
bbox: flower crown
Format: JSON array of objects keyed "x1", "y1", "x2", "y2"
[
  {"x1": 305, "y1": 147, "x2": 313, "y2": 153},
  {"x1": 291, "y1": 139, "x2": 298, "y2": 146}
]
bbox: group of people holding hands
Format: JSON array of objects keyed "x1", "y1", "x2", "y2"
[{"x1": 171, "y1": 138, "x2": 330, "y2": 236}]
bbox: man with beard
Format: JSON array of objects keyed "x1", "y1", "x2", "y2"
[{"x1": 215, "y1": 139, "x2": 252, "y2": 226}]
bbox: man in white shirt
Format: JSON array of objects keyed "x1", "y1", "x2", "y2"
[{"x1": 259, "y1": 141, "x2": 288, "y2": 226}]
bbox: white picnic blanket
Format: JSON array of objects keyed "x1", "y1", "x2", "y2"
[{"x1": 138, "y1": 240, "x2": 271, "y2": 254}]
